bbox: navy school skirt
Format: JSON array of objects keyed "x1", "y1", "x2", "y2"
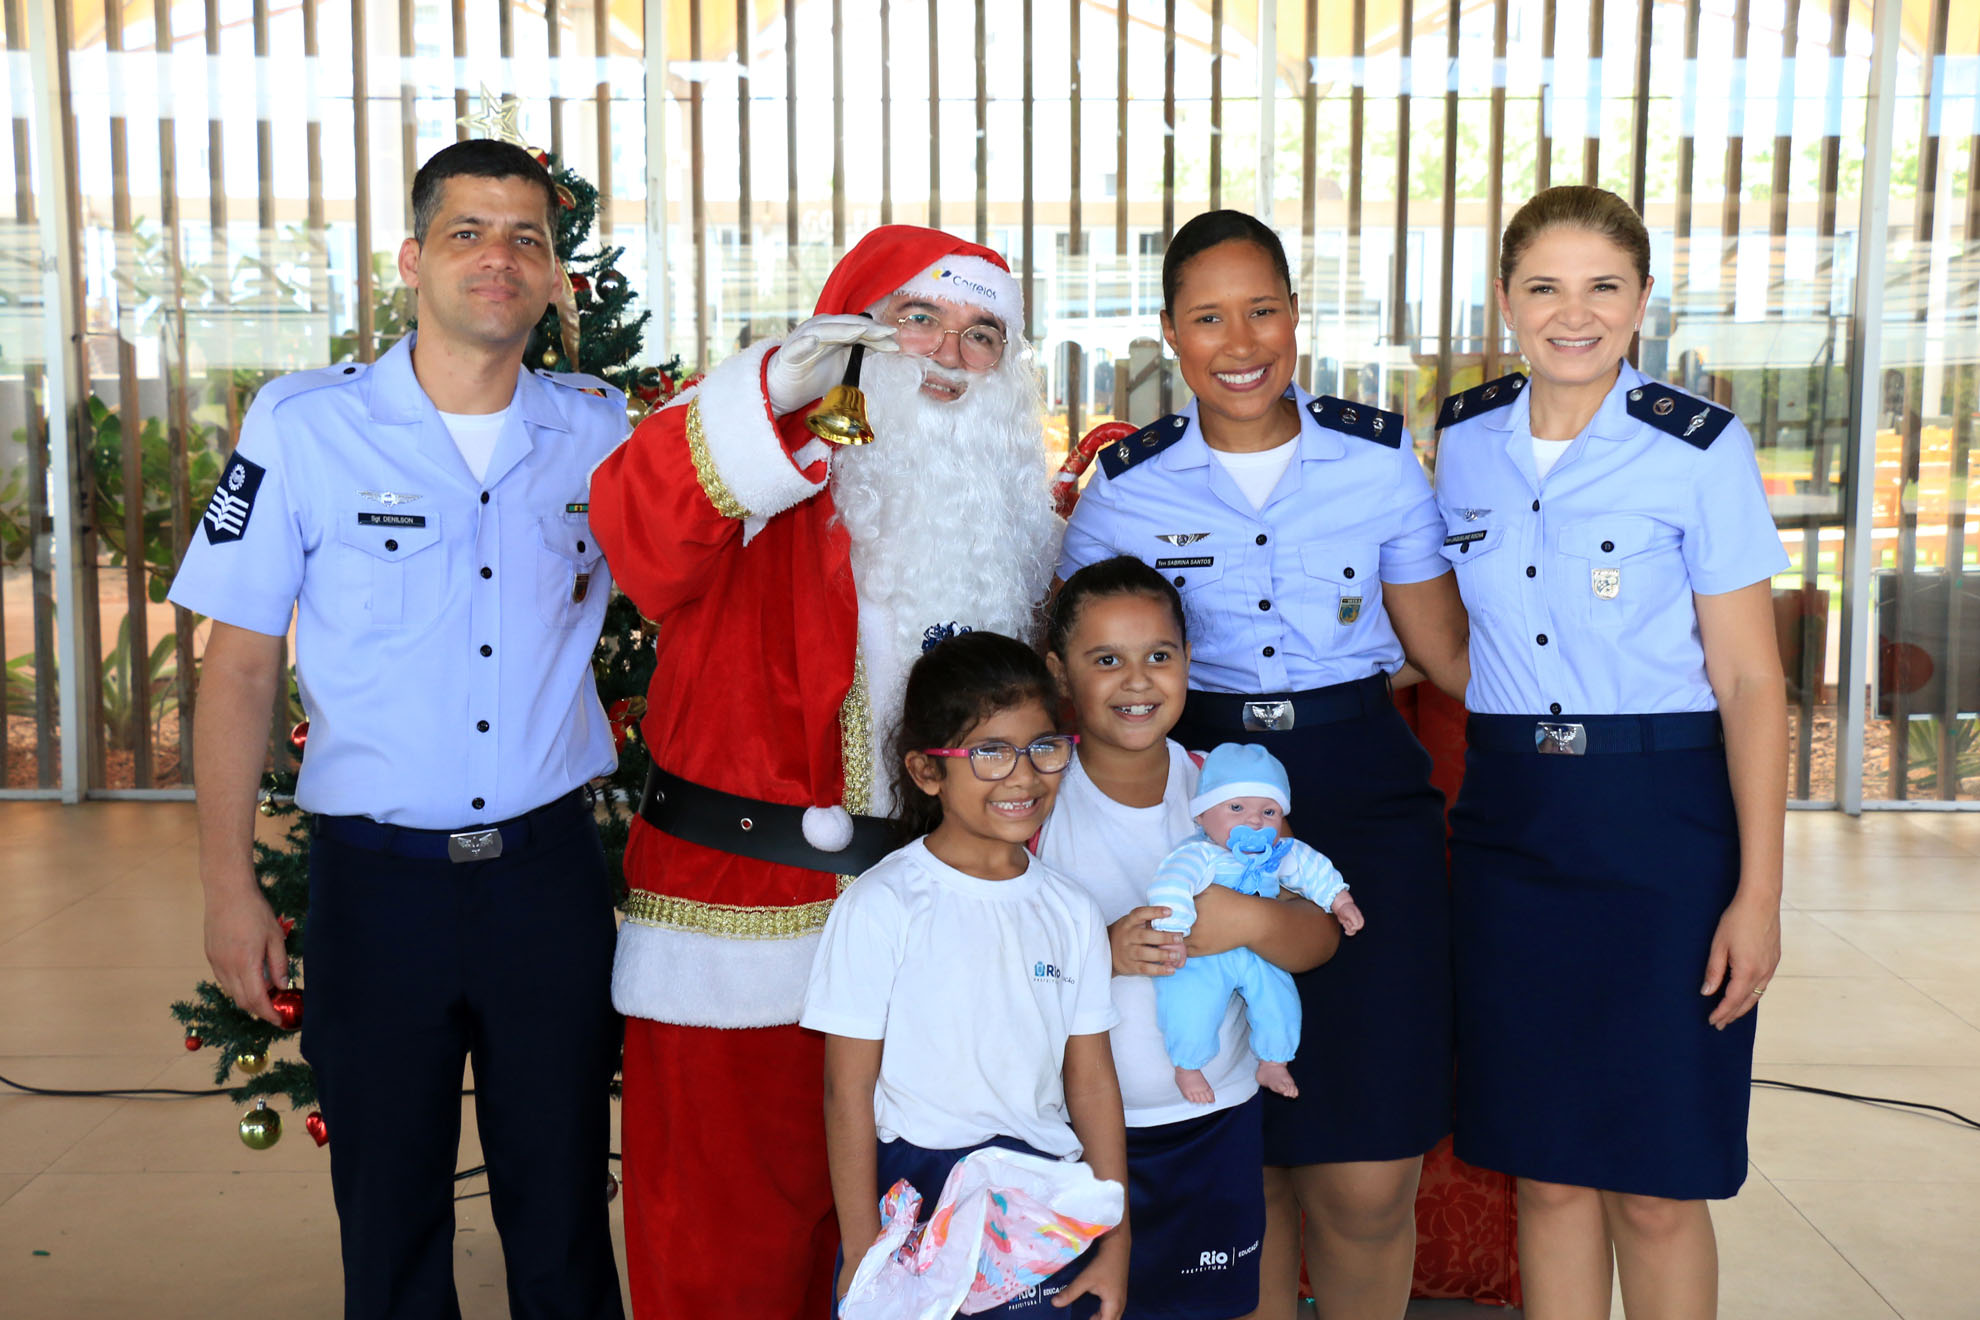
[
  {"x1": 1449, "y1": 712, "x2": 1755, "y2": 1201},
  {"x1": 1173, "y1": 686, "x2": 1454, "y2": 1167},
  {"x1": 1123, "y1": 1093, "x2": 1265, "y2": 1320},
  {"x1": 832, "y1": 1135, "x2": 1101, "y2": 1319}
]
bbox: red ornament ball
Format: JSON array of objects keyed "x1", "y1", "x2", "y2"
[
  {"x1": 289, "y1": 720, "x2": 310, "y2": 754},
  {"x1": 570, "y1": 273, "x2": 591, "y2": 293},
  {"x1": 183, "y1": 1034, "x2": 202, "y2": 1051},
  {"x1": 270, "y1": 986, "x2": 305, "y2": 1032},
  {"x1": 278, "y1": 916, "x2": 296, "y2": 936},
  {"x1": 304, "y1": 1110, "x2": 329, "y2": 1147}
]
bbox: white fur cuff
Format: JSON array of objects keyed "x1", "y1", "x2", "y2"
[
  {"x1": 693, "y1": 339, "x2": 826, "y2": 524},
  {"x1": 612, "y1": 921, "x2": 820, "y2": 1028}
]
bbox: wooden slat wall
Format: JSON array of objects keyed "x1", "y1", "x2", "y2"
[
  {"x1": 690, "y1": 0, "x2": 707, "y2": 368},
  {"x1": 1484, "y1": 0, "x2": 1507, "y2": 379},
  {"x1": 1436, "y1": 0, "x2": 1460, "y2": 404},
  {"x1": 105, "y1": 0, "x2": 150, "y2": 788}
]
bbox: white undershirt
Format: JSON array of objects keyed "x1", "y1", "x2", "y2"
[
  {"x1": 438, "y1": 407, "x2": 511, "y2": 483},
  {"x1": 1531, "y1": 435, "x2": 1576, "y2": 480},
  {"x1": 1210, "y1": 437, "x2": 1299, "y2": 511}
]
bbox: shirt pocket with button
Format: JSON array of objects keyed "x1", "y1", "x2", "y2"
[
  {"x1": 1437, "y1": 513, "x2": 1510, "y2": 614},
  {"x1": 338, "y1": 513, "x2": 443, "y2": 627},
  {"x1": 536, "y1": 511, "x2": 608, "y2": 628},
  {"x1": 1298, "y1": 543, "x2": 1381, "y2": 629},
  {"x1": 1155, "y1": 555, "x2": 1226, "y2": 636},
  {"x1": 1555, "y1": 514, "x2": 1679, "y2": 630}
]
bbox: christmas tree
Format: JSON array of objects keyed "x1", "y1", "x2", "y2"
[{"x1": 171, "y1": 112, "x2": 696, "y2": 1149}]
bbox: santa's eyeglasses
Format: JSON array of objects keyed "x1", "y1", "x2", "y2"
[
  {"x1": 893, "y1": 312, "x2": 1007, "y2": 370},
  {"x1": 921, "y1": 734, "x2": 1078, "y2": 781}
]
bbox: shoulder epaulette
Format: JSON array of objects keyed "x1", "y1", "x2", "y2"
[
  {"x1": 1098, "y1": 413, "x2": 1190, "y2": 479},
  {"x1": 1435, "y1": 372, "x2": 1526, "y2": 431},
  {"x1": 1625, "y1": 381, "x2": 1734, "y2": 450},
  {"x1": 534, "y1": 367, "x2": 622, "y2": 401},
  {"x1": 250, "y1": 361, "x2": 369, "y2": 411},
  {"x1": 1307, "y1": 395, "x2": 1403, "y2": 448}
]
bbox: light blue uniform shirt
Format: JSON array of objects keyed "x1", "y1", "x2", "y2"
[
  {"x1": 1431, "y1": 362, "x2": 1789, "y2": 717},
  {"x1": 1060, "y1": 385, "x2": 1448, "y2": 694},
  {"x1": 168, "y1": 334, "x2": 626, "y2": 828}
]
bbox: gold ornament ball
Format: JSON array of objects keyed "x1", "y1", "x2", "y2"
[
  {"x1": 258, "y1": 795, "x2": 279, "y2": 817},
  {"x1": 235, "y1": 1049, "x2": 269, "y2": 1076},
  {"x1": 238, "y1": 1100, "x2": 283, "y2": 1151},
  {"x1": 541, "y1": 347, "x2": 561, "y2": 368}
]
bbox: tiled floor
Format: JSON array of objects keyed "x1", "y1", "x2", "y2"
[{"x1": 1, "y1": 802, "x2": 1975, "y2": 1319}]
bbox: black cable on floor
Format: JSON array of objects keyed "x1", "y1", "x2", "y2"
[
  {"x1": 0, "y1": 1070, "x2": 230, "y2": 1098},
  {"x1": 1752, "y1": 1077, "x2": 1980, "y2": 1130}
]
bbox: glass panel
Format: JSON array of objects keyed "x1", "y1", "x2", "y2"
[
  {"x1": 24, "y1": 0, "x2": 1973, "y2": 807},
  {"x1": 0, "y1": 0, "x2": 62, "y2": 790},
  {"x1": 1861, "y1": 0, "x2": 1980, "y2": 802}
]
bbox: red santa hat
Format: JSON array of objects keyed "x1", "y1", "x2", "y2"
[{"x1": 813, "y1": 225, "x2": 1024, "y2": 332}]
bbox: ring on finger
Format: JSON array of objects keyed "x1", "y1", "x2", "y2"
[{"x1": 1751, "y1": 985, "x2": 1767, "y2": 998}]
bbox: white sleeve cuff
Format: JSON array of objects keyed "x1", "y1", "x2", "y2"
[{"x1": 692, "y1": 340, "x2": 827, "y2": 524}]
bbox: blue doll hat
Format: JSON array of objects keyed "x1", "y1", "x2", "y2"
[{"x1": 1188, "y1": 742, "x2": 1292, "y2": 817}]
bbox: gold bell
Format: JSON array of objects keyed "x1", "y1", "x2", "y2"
[
  {"x1": 805, "y1": 317, "x2": 876, "y2": 447},
  {"x1": 805, "y1": 382, "x2": 874, "y2": 446}
]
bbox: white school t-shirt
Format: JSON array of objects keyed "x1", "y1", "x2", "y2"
[
  {"x1": 800, "y1": 838, "x2": 1120, "y2": 1158},
  {"x1": 1035, "y1": 741, "x2": 1261, "y2": 1127}
]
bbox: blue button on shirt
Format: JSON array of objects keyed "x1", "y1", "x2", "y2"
[
  {"x1": 1432, "y1": 362, "x2": 1789, "y2": 716},
  {"x1": 168, "y1": 334, "x2": 626, "y2": 828},
  {"x1": 1060, "y1": 385, "x2": 1448, "y2": 694}
]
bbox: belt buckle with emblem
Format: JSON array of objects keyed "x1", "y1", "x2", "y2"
[
  {"x1": 1591, "y1": 567, "x2": 1621, "y2": 600},
  {"x1": 1535, "y1": 722, "x2": 1588, "y2": 756},
  {"x1": 447, "y1": 828, "x2": 504, "y2": 862},
  {"x1": 1243, "y1": 700, "x2": 1295, "y2": 732}
]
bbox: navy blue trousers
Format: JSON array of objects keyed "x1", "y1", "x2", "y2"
[{"x1": 301, "y1": 798, "x2": 624, "y2": 1320}]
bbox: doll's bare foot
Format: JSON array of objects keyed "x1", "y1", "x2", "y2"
[
  {"x1": 1255, "y1": 1061, "x2": 1299, "y2": 1098},
  {"x1": 1174, "y1": 1067, "x2": 1216, "y2": 1104}
]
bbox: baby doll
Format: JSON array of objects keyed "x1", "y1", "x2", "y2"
[{"x1": 1148, "y1": 742, "x2": 1363, "y2": 1103}]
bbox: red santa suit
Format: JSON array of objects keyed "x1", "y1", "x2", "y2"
[{"x1": 588, "y1": 228, "x2": 1051, "y2": 1318}]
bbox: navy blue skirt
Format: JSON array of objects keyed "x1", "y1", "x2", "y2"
[
  {"x1": 1449, "y1": 713, "x2": 1755, "y2": 1201},
  {"x1": 1123, "y1": 1094, "x2": 1265, "y2": 1319},
  {"x1": 1173, "y1": 694, "x2": 1453, "y2": 1167},
  {"x1": 833, "y1": 1135, "x2": 1101, "y2": 1318}
]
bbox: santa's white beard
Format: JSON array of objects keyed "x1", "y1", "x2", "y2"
[{"x1": 828, "y1": 345, "x2": 1063, "y2": 803}]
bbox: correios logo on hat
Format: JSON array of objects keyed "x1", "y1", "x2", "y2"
[{"x1": 929, "y1": 263, "x2": 1001, "y2": 304}]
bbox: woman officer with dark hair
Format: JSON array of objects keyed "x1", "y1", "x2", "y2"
[
  {"x1": 1433, "y1": 185, "x2": 1787, "y2": 1317},
  {"x1": 1058, "y1": 209, "x2": 1470, "y2": 1320}
]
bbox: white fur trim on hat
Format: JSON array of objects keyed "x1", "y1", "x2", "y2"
[
  {"x1": 892, "y1": 253, "x2": 1023, "y2": 328},
  {"x1": 801, "y1": 804, "x2": 855, "y2": 853},
  {"x1": 1189, "y1": 779, "x2": 1291, "y2": 817}
]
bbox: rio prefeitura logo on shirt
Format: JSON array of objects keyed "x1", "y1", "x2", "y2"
[{"x1": 1032, "y1": 960, "x2": 1075, "y2": 986}]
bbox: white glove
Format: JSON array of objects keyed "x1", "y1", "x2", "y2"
[{"x1": 763, "y1": 314, "x2": 899, "y2": 417}]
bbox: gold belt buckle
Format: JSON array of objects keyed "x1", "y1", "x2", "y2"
[
  {"x1": 1243, "y1": 700, "x2": 1295, "y2": 732},
  {"x1": 1535, "y1": 722, "x2": 1588, "y2": 756},
  {"x1": 447, "y1": 828, "x2": 503, "y2": 862}
]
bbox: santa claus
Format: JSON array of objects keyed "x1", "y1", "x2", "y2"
[{"x1": 588, "y1": 227, "x2": 1062, "y2": 1317}]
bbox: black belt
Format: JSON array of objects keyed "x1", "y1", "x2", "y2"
[
  {"x1": 1466, "y1": 711, "x2": 1725, "y2": 756},
  {"x1": 1182, "y1": 673, "x2": 1392, "y2": 733},
  {"x1": 637, "y1": 763, "x2": 898, "y2": 876},
  {"x1": 313, "y1": 787, "x2": 589, "y2": 863}
]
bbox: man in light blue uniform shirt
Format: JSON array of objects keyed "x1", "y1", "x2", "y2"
[
  {"x1": 170, "y1": 140, "x2": 628, "y2": 1319},
  {"x1": 1431, "y1": 361, "x2": 1789, "y2": 718},
  {"x1": 1060, "y1": 386, "x2": 1450, "y2": 694}
]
